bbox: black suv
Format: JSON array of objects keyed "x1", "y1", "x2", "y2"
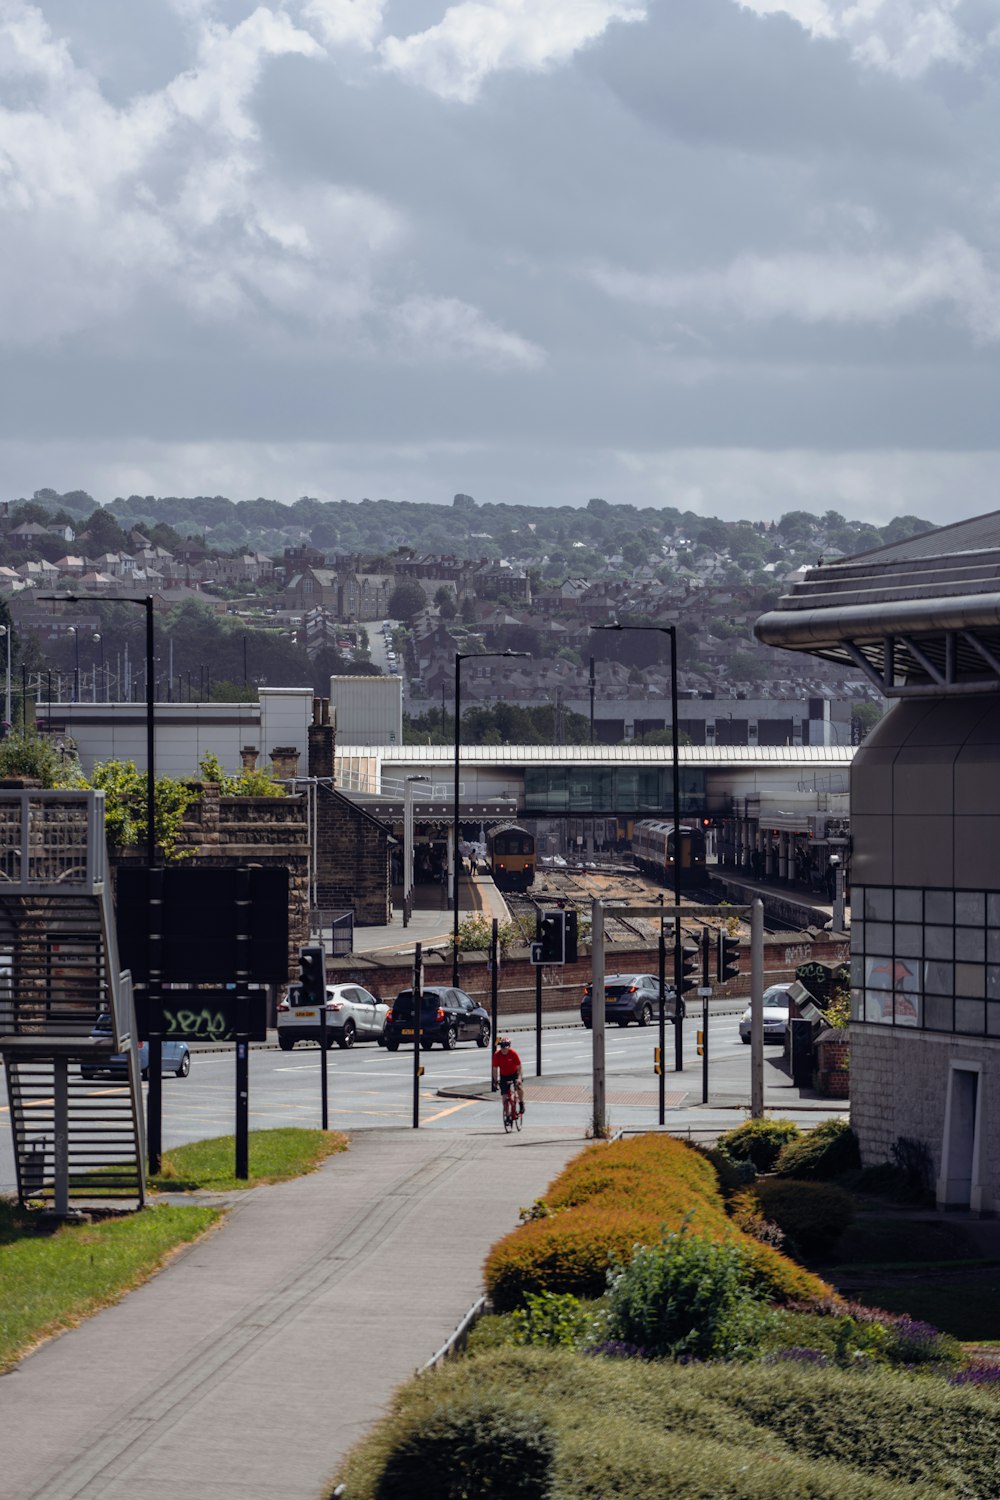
[
  {"x1": 385, "y1": 986, "x2": 492, "y2": 1051},
  {"x1": 580, "y1": 973, "x2": 682, "y2": 1029}
]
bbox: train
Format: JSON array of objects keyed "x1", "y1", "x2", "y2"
[
  {"x1": 631, "y1": 819, "x2": 707, "y2": 887},
  {"x1": 486, "y1": 822, "x2": 536, "y2": 892}
]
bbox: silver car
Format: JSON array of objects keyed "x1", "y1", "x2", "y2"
[
  {"x1": 277, "y1": 983, "x2": 388, "y2": 1050},
  {"x1": 739, "y1": 983, "x2": 792, "y2": 1044}
]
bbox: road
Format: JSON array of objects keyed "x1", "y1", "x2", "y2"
[{"x1": 0, "y1": 1012, "x2": 841, "y2": 1194}]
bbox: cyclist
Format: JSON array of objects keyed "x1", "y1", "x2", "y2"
[{"x1": 491, "y1": 1035, "x2": 524, "y2": 1117}]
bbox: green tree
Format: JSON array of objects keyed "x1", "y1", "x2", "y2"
[
  {"x1": 387, "y1": 581, "x2": 428, "y2": 622},
  {"x1": 79, "y1": 507, "x2": 129, "y2": 553}
]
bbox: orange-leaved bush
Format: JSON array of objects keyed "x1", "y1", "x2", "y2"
[{"x1": 484, "y1": 1134, "x2": 829, "y2": 1312}]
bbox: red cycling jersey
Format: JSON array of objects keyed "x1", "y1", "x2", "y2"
[{"x1": 492, "y1": 1047, "x2": 522, "y2": 1078}]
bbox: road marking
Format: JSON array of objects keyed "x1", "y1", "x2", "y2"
[{"x1": 421, "y1": 1099, "x2": 476, "y2": 1123}]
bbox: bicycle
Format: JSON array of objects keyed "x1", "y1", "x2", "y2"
[{"x1": 498, "y1": 1079, "x2": 523, "y2": 1133}]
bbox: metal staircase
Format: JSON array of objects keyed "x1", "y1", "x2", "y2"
[{"x1": 0, "y1": 790, "x2": 146, "y2": 1210}]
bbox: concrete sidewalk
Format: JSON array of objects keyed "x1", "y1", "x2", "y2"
[{"x1": 1, "y1": 1127, "x2": 587, "y2": 1500}]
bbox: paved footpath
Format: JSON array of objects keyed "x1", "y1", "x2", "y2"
[{"x1": 1, "y1": 1125, "x2": 586, "y2": 1500}]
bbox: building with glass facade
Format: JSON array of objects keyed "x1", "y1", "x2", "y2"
[{"x1": 757, "y1": 513, "x2": 1000, "y2": 1211}]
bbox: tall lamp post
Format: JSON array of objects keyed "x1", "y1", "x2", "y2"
[
  {"x1": 593, "y1": 621, "x2": 684, "y2": 1076},
  {"x1": 68, "y1": 625, "x2": 80, "y2": 703},
  {"x1": 0, "y1": 623, "x2": 11, "y2": 730},
  {"x1": 453, "y1": 649, "x2": 531, "y2": 983},
  {"x1": 403, "y1": 773, "x2": 429, "y2": 928},
  {"x1": 92, "y1": 632, "x2": 105, "y2": 703}
]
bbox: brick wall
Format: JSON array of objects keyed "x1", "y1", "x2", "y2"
[
  {"x1": 851, "y1": 1025, "x2": 1000, "y2": 1209},
  {"x1": 310, "y1": 703, "x2": 392, "y2": 925},
  {"x1": 327, "y1": 930, "x2": 854, "y2": 1014}
]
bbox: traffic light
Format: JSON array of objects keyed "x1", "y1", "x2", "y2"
[
  {"x1": 539, "y1": 910, "x2": 566, "y2": 964},
  {"x1": 564, "y1": 910, "x2": 578, "y2": 964},
  {"x1": 677, "y1": 940, "x2": 700, "y2": 996},
  {"x1": 297, "y1": 945, "x2": 326, "y2": 1005},
  {"x1": 717, "y1": 931, "x2": 741, "y2": 985}
]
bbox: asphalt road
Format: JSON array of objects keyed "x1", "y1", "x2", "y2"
[{"x1": 0, "y1": 1012, "x2": 840, "y2": 1194}]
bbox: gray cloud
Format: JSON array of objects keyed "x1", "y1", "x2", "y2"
[{"x1": 2, "y1": 0, "x2": 1000, "y2": 524}]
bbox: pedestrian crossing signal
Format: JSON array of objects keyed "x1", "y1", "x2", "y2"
[
  {"x1": 696, "y1": 1029, "x2": 705, "y2": 1056},
  {"x1": 654, "y1": 1046, "x2": 661, "y2": 1076}
]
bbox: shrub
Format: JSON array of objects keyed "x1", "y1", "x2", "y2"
[
  {"x1": 691, "y1": 1143, "x2": 756, "y2": 1196},
  {"x1": 717, "y1": 1117, "x2": 801, "y2": 1172},
  {"x1": 373, "y1": 1392, "x2": 555, "y2": 1498},
  {"x1": 483, "y1": 1136, "x2": 829, "y2": 1312},
  {"x1": 775, "y1": 1117, "x2": 861, "y2": 1180},
  {"x1": 335, "y1": 1347, "x2": 983, "y2": 1500},
  {"x1": 511, "y1": 1291, "x2": 596, "y2": 1350},
  {"x1": 0, "y1": 729, "x2": 68, "y2": 785},
  {"x1": 740, "y1": 1180, "x2": 855, "y2": 1259},
  {"x1": 606, "y1": 1220, "x2": 764, "y2": 1360},
  {"x1": 690, "y1": 1359, "x2": 1000, "y2": 1493}
]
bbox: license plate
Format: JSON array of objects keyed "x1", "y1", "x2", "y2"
[
  {"x1": 401, "y1": 1028, "x2": 414, "y2": 1036},
  {"x1": 294, "y1": 1010, "x2": 317, "y2": 1020}
]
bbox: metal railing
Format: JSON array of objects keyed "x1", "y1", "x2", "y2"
[{"x1": 0, "y1": 790, "x2": 106, "y2": 894}]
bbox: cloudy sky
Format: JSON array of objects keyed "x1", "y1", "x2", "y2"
[{"x1": 3, "y1": 0, "x2": 1000, "y2": 524}]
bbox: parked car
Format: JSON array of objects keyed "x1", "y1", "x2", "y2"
[
  {"x1": 580, "y1": 973, "x2": 681, "y2": 1029},
  {"x1": 739, "y1": 984, "x2": 793, "y2": 1044},
  {"x1": 81, "y1": 1015, "x2": 190, "y2": 1080},
  {"x1": 384, "y1": 986, "x2": 491, "y2": 1051},
  {"x1": 277, "y1": 983, "x2": 388, "y2": 1050}
]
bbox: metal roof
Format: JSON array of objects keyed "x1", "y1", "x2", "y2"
[
  {"x1": 755, "y1": 512, "x2": 1000, "y2": 698},
  {"x1": 336, "y1": 744, "x2": 853, "y2": 768}
]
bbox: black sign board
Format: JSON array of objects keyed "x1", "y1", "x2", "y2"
[
  {"x1": 116, "y1": 866, "x2": 290, "y2": 984},
  {"x1": 134, "y1": 990, "x2": 268, "y2": 1043}
]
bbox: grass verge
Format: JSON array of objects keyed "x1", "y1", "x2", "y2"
[
  {"x1": 0, "y1": 1198, "x2": 221, "y2": 1372},
  {"x1": 2, "y1": 1128, "x2": 349, "y2": 1371},
  {"x1": 149, "y1": 1127, "x2": 348, "y2": 1192}
]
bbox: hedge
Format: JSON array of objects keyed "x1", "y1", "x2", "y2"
[
  {"x1": 717, "y1": 1117, "x2": 802, "y2": 1172},
  {"x1": 333, "y1": 1347, "x2": 987, "y2": 1500},
  {"x1": 776, "y1": 1117, "x2": 862, "y2": 1180},
  {"x1": 483, "y1": 1135, "x2": 829, "y2": 1312},
  {"x1": 737, "y1": 1179, "x2": 856, "y2": 1259}
]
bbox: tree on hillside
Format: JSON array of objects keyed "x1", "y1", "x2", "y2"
[
  {"x1": 79, "y1": 508, "x2": 129, "y2": 553},
  {"x1": 387, "y1": 581, "x2": 428, "y2": 622}
]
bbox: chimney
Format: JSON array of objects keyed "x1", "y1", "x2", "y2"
[
  {"x1": 269, "y1": 746, "x2": 300, "y2": 780},
  {"x1": 309, "y1": 697, "x2": 335, "y2": 780},
  {"x1": 240, "y1": 745, "x2": 259, "y2": 772}
]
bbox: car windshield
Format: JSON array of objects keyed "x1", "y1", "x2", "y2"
[{"x1": 392, "y1": 992, "x2": 442, "y2": 1020}]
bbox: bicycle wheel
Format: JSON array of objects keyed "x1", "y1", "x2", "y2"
[
  {"x1": 514, "y1": 1106, "x2": 523, "y2": 1132},
  {"x1": 503, "y1": 1101, "x2": 514, "y2": 1133}
]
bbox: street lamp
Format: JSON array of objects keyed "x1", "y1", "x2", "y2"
[
  {"x1": 403, "y1": 774, "x2": 429, "y2": 928},
  {"x1": 92, "y1": 633, "x2": 105, "y2": 703},
  {"x1": 452, "y1": 649, "x2": 531, "y2": 982},
  {"x1": 43, "y1": 596, "x2": 156, "y2": 866},
  {"x1": 68, "y1": 625, "x2": 80, "y2": 703},
  {"x1": 0, "y1": 624, "x2": 11, "y2": 730},
  {"x1": 592, "y1": 620, "x2": 684, "y2": 1084}
]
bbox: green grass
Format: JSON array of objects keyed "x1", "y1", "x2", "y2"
[
  {"x1": 0, "y1": 1197, "x2": 221, "y2": 1372},
  {"x1": 149, "y1": 1127, "x2": 348, "y2": 1192},
  {"x1": 1, "y1": 1128, "x2": 350, "y2": 1372}
]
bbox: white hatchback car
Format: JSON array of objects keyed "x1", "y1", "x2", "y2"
[
  {"x1": 739, "y1": 983, "x2": 792, "y2": 1044},
  {"x1": 277, "y1": 983, "x2": 388, "y2": 1050}
]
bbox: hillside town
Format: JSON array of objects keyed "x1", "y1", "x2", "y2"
[{"x1": 0, "y1": 491, "x2": 889, "y2": 738}]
